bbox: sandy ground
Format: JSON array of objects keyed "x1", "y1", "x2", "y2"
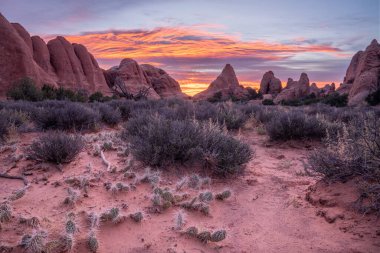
[{"x1": 0, "y1": 128, "x2": 379, "y2": 253}]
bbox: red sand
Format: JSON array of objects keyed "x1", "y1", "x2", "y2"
[{"x1": 0, "y1": 130, "x2": 379, "y2": 253}]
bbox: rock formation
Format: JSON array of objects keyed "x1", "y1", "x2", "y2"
[
  {"x1": 104, "y1": 59, "x2": 160, "y2": 99},
  {"x1": 259, "y1": 71, "x2": 282, "y2": 96},
  {"x1": 141, "y1": 64, "x2": 189, "y2": 99},
  {"x1": 0, "y1": 13, "x2": 109, "y2": 96},
  {"x1": 309, "y1": 83, "x2": 320, "y2": 97},
  {"x1": 340, "y1": 39, "x2": 380, "y2": 105},
  {"x1": 104, "y1": 59, "x2": 189, "y2": 99},
  {"x1": 274, "y1": 73, "x2": 310, "y2": 103},
  {"x1": 193, "y1": 64, "x2": 248, "y2": 100}
]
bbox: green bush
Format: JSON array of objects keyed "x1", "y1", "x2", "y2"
[
  {"x1": 207, "y1": 91, "x2": 223, "y2": 103},
  {"x1": 41, "y1": 84, "x2": 57, "y2": 100},
  {"x1": 7, "y1": 77, "x2": 42, "y2": 101},
  {"x1": 366, "y1": 88, "x2": 380, "y2": 106},
  {"x1": 262, "y1": 99, "x2": 275, "y2": 105},
  {"x1": 321, "y1": 92, "x2": 348, "y2": 107}
]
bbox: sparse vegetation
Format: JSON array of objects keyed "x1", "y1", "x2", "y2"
[
  {"x1": 125, "y1": 113, "x2": 252, "y2": 176},
  {"x1": 28, "y1": 132, "x2": 83, "y2": 164},
  {"x1": 265, "y1": 110, "x2": 325, "y2": 140}
]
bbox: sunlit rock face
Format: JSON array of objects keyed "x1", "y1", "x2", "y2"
[
  {"x1": 193, "y1": 64, "x2": 248, "y2": 100},
  {"x1": 340, "y1": 39, "x2": 380, "y2": 105},
  {"x1": 259, "y1": 71, "x2": 282, "y2": 96},
  {"x1": 274, "y1": 73, "x2": 310, "y2": 103},
  {"x1": 0, "y1": 13, "x2": 109, "y2": 96}
]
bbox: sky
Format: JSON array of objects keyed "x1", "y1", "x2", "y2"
[{"x1": 1, "y1": 0, "x2": 379, "y2": 95}]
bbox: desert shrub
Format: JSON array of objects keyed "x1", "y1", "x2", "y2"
[
  {"x1": 216, "y1": 103, "x2": 247, "y2": 130},
  {"x1": 91, "y1": 103, "x2": 121, "y2": 126},
  {"x1": 124, "y1": 114, "x2": 252, "y2": 176},
  {"x1": 321, "y1": 92, "x2": 348, "y2": 107},
  {"x1": 89, "y1": 91, "x2": 113, "y2": 102},
  {"x1": 265, "y1": 110, "x2": 325, "y2": 140},
  {"x1": 28, "y1": 131, "x2": 84, "y2": 164},
  {"x1": 34, "y1": 102, "x2": 100, "y2": 130},
  {"x1": 107, "y1": 100, "x2": 132, "y2": 120},
  {"x1": 246, "y1": 87, "x2": 262, "y2": 100},
  {"x1": 7, "y1": 77, "x2": 42, "y2": 101},
  {"x1": 0, "y1": 116, "x2": 8, "y2": 143},
  {"x1": 309, "y1": 113, "x2": 380, "y2": 214},
  {"x1": 262, "y1": 99, "x2": 274, "y2": 106},
  {"x1": 194, "y1": 102, "x2": 218, "y2": 121},
  {"x1": 0, "y1": 109, "x2": 30, "y2": 142},
  {"x1": 41, "y1": 84, "x2": 57, "y2": 100},
  {"x1": 366, "y1": 88, "x2": 380, "y2": 106},
  {"x1": 310, "y1": 113, "x2": 380, "y2": 181},
  {"x1": 125, "y1": 114, "x2": 202, "y2": 166},
  {"x1": 200, "y1": 124, "x2": 253, "y2": 176},
  {"x1": 208, "y1": 91, "x2": 223, "y2": 103}
]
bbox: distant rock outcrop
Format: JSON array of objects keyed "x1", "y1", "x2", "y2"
[
  {"x1": 341, "y1": 39, "x2": 380, "y2": 105},
  {"x1": 274, "y1": 73, "x2": 310, "y2": 103},
  {"x1": 259, "y1": 71, "x2": 282, "y2": 96},
  {"x1": 193, "y1": 64, "x2": 247, "y2": 100},
  {"x1": 141, "y1": 64, "x2": 189, "y2": 99},
  {"x1": 0, "y1": 13, "x2": 109, "y2": 96},
  {"x1": 104, "y1": 59, "x2": 160, "y2": 99},
  {"x1": 309, "y1": 83, "x2": 320, "y2": 97}
]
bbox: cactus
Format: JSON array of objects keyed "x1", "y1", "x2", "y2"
[
  {"x1": 88, "y1": 231, "x2": 99, "y2": 252},
  {"x1": 161, "y1": 190, "x2": 174, "y2": 203},
  {"x1": 8, "y1": 185, "x2": 29, "y2": 201},
  {"x1": 116, "y1": 182, "x2": 130, "y2": 192},
  {"x1": 153, "y1": 187, "x2": 163, "y2": 195},
  {"x1": 185, "y1": 226, "x2": 198, "y2": 237},
  {"x1": 176, "y1": 177, "x2": 188, "y2": 191},
  {"x1": 199, "y1": 204, "x2": 210, "y2": 216},
  {"x1": 65, "y1": 216, "x2": 76, "y2": 234},
  {"x1": 174, "y1": 211, "x2": 185, "y2": 230},
  {"x1": 140, "y1": 168, "x2": 160, "y2": 185},
  {"x1": 200, "y1": 177, "x2": 212, "y2": 188},
  {"x1": 20, "y1": 216, "x2": 40, "y2": 228},
  {"x1": 58, "y1": 234, "x2": 74, "y2": 252},
  {"x1": 104, "y1": 182, "x2": 112, "y2": 190},
  {"x1": 187, "y1": 174, "x2": 201, "y2": 189},
  {"x1": 0, "y1": 202, "x2": 12, "y2": 223},
  {"x1": 130, "y1": 212, "x2": 143, "y2": 223},
  {"x1": 199, "y1": 191, "x2": 213, "y2": 202},
  {"x1": 162, "y1": 201, "x2": 172, "y2": 210},
  {"x1": 88, "y1": 212, "x2": 99, "y2": 229},
  {"x1": 151, "y1": 193, "x2": 161, "y2": 206},
  {"x1": 20, "y1": 230, "x2": 47, "y2": 253},
  {"x1": 197, "y1": 231, "x2": 211, "y2": 243},
  {"x1": 100, "y1": 207, "x2": 120, "y2": 223},
  {"x1": 215, "y1": 190, "x2": 231, "y2": 201},
  {"x1": 63, "y1": 188, "x2": 79, "y2": 206},
  {"x1": 210, "y1": 230, "x2": 226, "y2": 242},
  {"x1": 124, "y1": 171, "x2": 136, "y2": 179}
]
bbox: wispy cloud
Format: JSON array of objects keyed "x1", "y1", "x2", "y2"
[{"x1": 44, "y1": 26, "x2": 347, "y2": 95}]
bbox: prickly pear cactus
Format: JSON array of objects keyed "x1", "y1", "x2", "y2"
[
  {"x1": 88, "y1": 232, "x2": 99, "y2": 252},
  {"x1": 65, "y1": 219, "x2": 76, "y2": 234},
  {"x1": 215, "y1": 190, "x2": 231, "y2": 200},
  {"x1": 199, "y1": 191, "x2": 213, "y2": 202},
  {"x1": 130, "y1": 212, "x2": 143, "y2": 222},
  {"x1": 197, "y1": 231, "x2": 211, "y2": 243},
  {"x1": 185, "y1": 226, "x2": 198, "y2": 237},
  {"x1": 210, "y1": 230, "x2": 226, "y2": 242}
]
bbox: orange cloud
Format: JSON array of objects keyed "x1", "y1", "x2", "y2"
[{"x1": 45, "y1": 26, "x2": 344, "y2": 96}]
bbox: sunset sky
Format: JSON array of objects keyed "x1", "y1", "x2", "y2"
[{"x1": 1, "y1": 0, "x2": 379, "y2": 95}]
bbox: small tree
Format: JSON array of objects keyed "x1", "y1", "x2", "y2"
[{"x1": 7, "y1": 77, "x2": 42, "y2": 101}]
